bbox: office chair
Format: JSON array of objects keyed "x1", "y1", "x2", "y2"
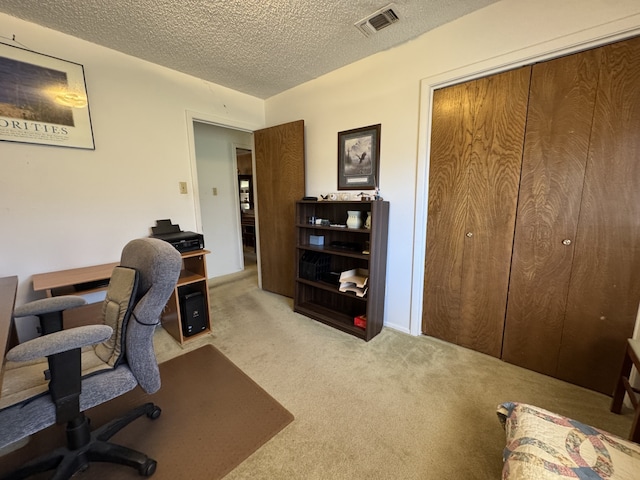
[{"x1": 0, "y1": 238, "x2": 182, "y2": 479}]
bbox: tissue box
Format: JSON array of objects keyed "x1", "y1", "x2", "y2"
[{"x1": 309, "y1": 235, "x2": 325, "y2": 246}]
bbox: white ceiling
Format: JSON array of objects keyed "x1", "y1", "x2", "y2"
[{"x1": 0, "y1": 0, "x2": 498, "y2": 99}]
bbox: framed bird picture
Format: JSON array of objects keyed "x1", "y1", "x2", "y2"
[{"x1": 337, "y1": 123, "x2": 380, "y2": 190}]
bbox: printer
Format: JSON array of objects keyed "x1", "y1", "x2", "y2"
[{"x1": 150, "y1": 219, "x2": 204, "y2": 253}]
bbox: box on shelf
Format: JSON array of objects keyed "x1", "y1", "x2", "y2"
[
  {"x1": 300, "y1": 251, "x2": 331, "y2": 281},
  {"x1": 321, "y1": 271, "x2": 341, "y2": 285},
  {"x1": 309, "y1": 235, "x2": 325, "y2": 246},
  {"x1": 354, "y1": 315, "x2": 367, "y2": 329}
]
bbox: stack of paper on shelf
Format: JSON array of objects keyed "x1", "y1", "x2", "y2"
[{"x1": 339, "y1": 268, "x2": 369, "y2": 297}]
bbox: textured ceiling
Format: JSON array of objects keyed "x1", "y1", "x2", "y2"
[{"x1": 0, "y1": 0, "x2": 498, "y2": 99}]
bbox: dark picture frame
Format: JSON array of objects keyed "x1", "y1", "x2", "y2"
[
  {"x1": 337, "y1": 123, "x2": 380, "y2": 190},
  {"x1": 0, "y1": 42, "x2": 95, "y2": 149}
]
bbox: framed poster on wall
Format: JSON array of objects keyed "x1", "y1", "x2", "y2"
[
  {"x1": 0, "y1": 42, "x2": 95, "y2": 150},
  {"x1": 337, "y1": 123, "x2": 380, "y2": 190}
]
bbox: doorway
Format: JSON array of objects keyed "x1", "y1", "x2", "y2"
[
  {"x1": 192, "y1": 121, "x2": 253, "y2": 278},
  {"x1": 236, "y1": 147, "x2": 256, "y2": 267},
  {"x1": 187, "y1": 112, "x2": 305, "y2": 297}
]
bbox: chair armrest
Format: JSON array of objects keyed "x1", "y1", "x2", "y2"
[
  {"x1": 6, "y1": 325, "x2": 113, "y2": 362},
  {"x1": 13, "y1": 296, "x2": 87, "y2": 317}
]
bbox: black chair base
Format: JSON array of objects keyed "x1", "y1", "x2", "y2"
[{"x1": 2, "y1": 402, "x2": 161, "y2": 480}]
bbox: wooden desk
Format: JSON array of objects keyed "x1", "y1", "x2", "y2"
[
  {"x1": 30, "y1": 250, "x2": 213, "y2": 345},
  {"x1": 0, "y1": 276, "x2": 18, "y2": 396},
  {"x1": 33, "y1": 262, "x2": 119, "y2": 297},
  {"x1": 32, "y1": 263, "x2": 119, "y2": 328}
]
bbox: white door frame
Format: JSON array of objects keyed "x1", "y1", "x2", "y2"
[{"x1": 184, "y1": 110, "x2": 262, "y2": 278}]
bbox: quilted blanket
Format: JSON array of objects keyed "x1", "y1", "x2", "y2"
[{"x1": 497, "y1": 402, "x2": 640, "y2": 479}]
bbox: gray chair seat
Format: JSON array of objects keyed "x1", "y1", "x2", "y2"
[{"x1": 0, "y1": 364, "x2": 137, "y2": 450}]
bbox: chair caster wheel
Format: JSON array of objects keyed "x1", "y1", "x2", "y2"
[
  {"x1": 147, "y1": 406, "x2": 161, "y2": 420},
  {"x1": 139, "y1": 458, "x2": 157, "y2": 477}
]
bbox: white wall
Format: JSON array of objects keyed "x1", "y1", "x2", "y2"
[
  {"x1": 265, "y1": 0, "x2": 640, "y2": 335},
  {"x1": 194, "y1": 122, "x2": 252, "y2": 277},
  {"x1": 0, "y1": 13, "x2": 265, "y2": 308}
]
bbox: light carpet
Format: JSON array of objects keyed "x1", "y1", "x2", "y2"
[
  {"x1": 3, "y1": 260, "x2": 635, "y2": 479},
  {"x1": 185, "y1": 264, "x2": 635, "y2": 479}
]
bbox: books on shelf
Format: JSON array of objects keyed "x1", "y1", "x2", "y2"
[{"x1": 339, "y1": 268, "x2": 369, "y2": 297}]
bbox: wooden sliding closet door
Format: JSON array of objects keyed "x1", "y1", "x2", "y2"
[
  {"x1": 421, "y1": 80, "x2": 473, "y2": 348},
  {"x1": 557, "y1": 36, "x2": 640, "y2": 394},
  {"x1": 423, "y1": 67, "x2": 531, "y2": 357},
  {"x1": 502, "y1": 49, "x2": 601, "y2": 375},
  {"x1": 503, "y1": 36, "x2": 640, "y2": 394}
]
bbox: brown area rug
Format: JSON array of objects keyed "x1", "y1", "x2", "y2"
[{"x1": 0, "y1": 345, "x2": 294, "y2": 479}]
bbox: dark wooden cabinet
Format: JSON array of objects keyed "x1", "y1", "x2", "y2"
[
  {"x1": 294, "y1": 200, "x2": 389, "y2": 341},
  {"x1": 238, "y1": 175, "x2": 254, "y2": 211},
  {"x1": 423, "y1": 35, "x2": 640, "y2": 394}
]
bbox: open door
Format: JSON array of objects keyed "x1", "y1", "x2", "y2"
[{"x1": 254, "y1": 120, "x2": 305, "y2": 297}]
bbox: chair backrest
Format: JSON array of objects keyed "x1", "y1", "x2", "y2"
[
  {"x1": 94, "y1": 266, "x2": 139, "y2": 368},
  {"x1": 118, "y1": 238, "x2": 182, "y2": 393}
]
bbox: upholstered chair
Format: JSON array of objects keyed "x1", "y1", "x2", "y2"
[{"x1": 0, "y1": 238, "x2": 181, "y2": 479}]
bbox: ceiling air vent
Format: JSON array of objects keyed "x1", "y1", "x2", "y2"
[{"x1": 355, "y1": 4, "x2": 399, "y2": 37}]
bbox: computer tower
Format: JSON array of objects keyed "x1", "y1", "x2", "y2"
[{"x1": 180, "y1": 290, "x2": 207, "y2": 337}]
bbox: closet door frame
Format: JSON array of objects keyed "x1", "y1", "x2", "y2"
[{"x1": 412, "y1": 24, "x2": 640, "y2": 337}]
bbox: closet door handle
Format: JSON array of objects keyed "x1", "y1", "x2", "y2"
[
  {"x1": 562, "y1": 239, "x2": 572, "y2": 246},
  {"x1": 466, "y1": 232, "x2": 473, "y2": 238}
]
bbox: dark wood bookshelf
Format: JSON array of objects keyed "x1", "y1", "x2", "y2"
[{"x1": 294, "y1": 200, "x2": 389, "y2": 341}]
